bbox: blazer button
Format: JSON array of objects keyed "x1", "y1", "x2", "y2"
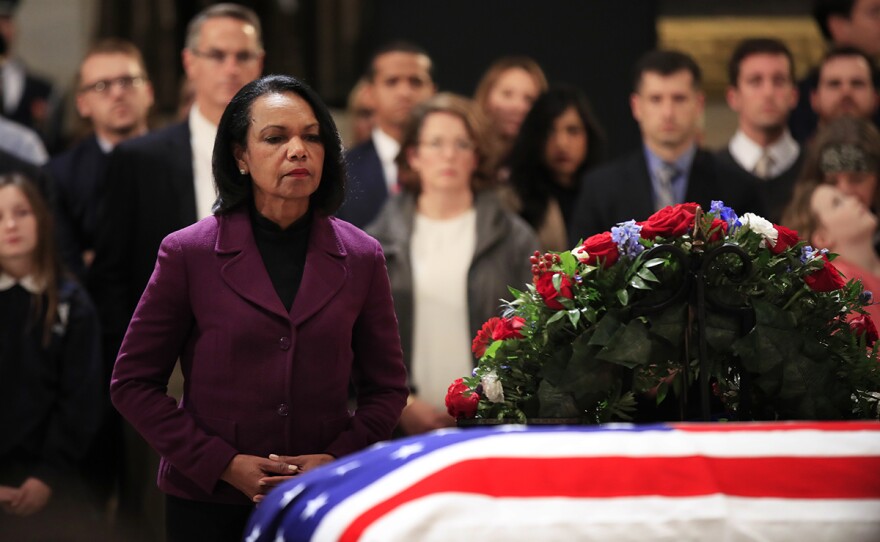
[
  {"x1": 279, "y1": 336, "x2": 291, "y2": 350},
  {"x1": 277, "y1": 403, "x2": 289, "y2": 416}
]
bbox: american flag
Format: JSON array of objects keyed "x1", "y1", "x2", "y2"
[{"x1": 244, "y1": 421, "x2": 880, "y2": 542}]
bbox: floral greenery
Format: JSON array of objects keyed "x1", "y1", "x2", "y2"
[{"x1": 447, "y1": 202, "x2": 880, "y2": 424}]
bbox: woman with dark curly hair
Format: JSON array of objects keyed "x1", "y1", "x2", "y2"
[{"x1": 506, "y1": 85, "x2": 606, "y2": 250}]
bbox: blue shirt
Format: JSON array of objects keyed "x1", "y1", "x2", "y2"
[{"x1": 643, "y1": 144, "x2": 697, "y2": 207}]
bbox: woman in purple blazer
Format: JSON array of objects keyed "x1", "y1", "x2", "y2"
[{"x1": 109, "y1": 75, "x2": 408, "y2": 542}]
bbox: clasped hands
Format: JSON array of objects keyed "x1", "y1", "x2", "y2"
[
  {"x1": 0, "y1": 477, "x2": 52, "y2": 516},
  {"x1": 221, "y1": 452, "x2": 333, "y2": 503}
]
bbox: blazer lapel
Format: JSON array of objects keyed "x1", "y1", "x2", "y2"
[
  {"x1": 216, "y1": 209, "x2": 289, "y2": 320},
  {"x1": 629, "y1": 151, "x2": 657, "y2": 217},
  {"x1": 290, "y1": 216, "x2": 347, "y2": 327}
]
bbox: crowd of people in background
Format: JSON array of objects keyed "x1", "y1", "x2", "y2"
[{"x1": 1, "y1": 0, "x2": 879, "y2": 540}]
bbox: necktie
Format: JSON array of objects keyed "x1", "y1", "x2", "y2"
[
  {"x1": 753, "y1": 151, "x2": 774, "y2": 179},
  {"x1": 655, "y1": 162, "x2": 678, "y2": 211}
]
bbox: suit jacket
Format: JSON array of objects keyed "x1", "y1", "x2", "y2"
[
  {"x1": 46, "y1": 135, "x2": 109, "y2": 280},
  {"x1": 88, "y1": 122, "x2": 195, "y2": 351},
  {"x1": 568, "y1": 148, "x2": 766, "y2": 245},
  {"x1": 336, "y1": 138, "x2": 388, "y2": 228},
  {"x1": 109, "y1": 208, "x2": 408, "y2": 504},
  {"x1": 715, "y1": 147, "x2": 804, "y2": 224}
]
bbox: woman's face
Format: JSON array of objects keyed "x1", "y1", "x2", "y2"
[
  {"x1": 0, "y1": 185, "x2": 38, "y2": 270},
  {"x1": 824, "y1": 170, "x2": 878, "y2": 209},
  {"x1": 235, "y1": 91, "x2": 325, "y2": 214},
  {"x1": 811, "y1": 183, "x2": 877, "y2": 246},
  {"x1": 544, "y1": 106, "x2": 588, "y2": 185},
  {"x1": 486, "y1": 68, "x2": 540, "y2": 139},
  {"x1": 408, "y1": 112, "x2": 478, "y2": 195}
]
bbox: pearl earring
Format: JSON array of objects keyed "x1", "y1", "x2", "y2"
[{"x1": 240, "y1": 168, "x2": 247, "y2": 175}]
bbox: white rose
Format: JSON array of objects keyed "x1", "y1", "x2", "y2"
[
  {"x1": 481, "y1": 371, "x2": 505, "y2": 404},
  {"x1": 571, "y1": 245, "x2": 590, "y2": 263},
  {"x1": 739, "y1": 213, "x2": 778, "y2": 248}
]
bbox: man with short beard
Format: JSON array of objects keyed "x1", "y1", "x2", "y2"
[{"x1": 811, "y1": 47, "x2": 880, "y2": 133}]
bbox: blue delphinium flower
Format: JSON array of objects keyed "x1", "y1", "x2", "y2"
[
  {"x1": 710, "y1": 200, "x2": 738, "y2": 228},
  {"x1": 860, "y1": 291, "x2": 874, "y2": 304},
  {"x1": 800, "y1": 245, "x2": 828, "y2": 263},
  {"x1": 611, "y1": 220, "x2": 644, "y2": 258}
]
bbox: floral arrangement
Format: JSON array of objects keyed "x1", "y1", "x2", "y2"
[{"x1": 446, "y1": 202, "x2": 880, "y2": 424}]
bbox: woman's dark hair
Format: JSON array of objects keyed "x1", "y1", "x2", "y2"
[
  {"x1": 506, "y1": 85, "x2": 606, "y2": 229},
  {"x1": 212, "y1": 74, "x2": 346, "y2": 215},
  {"x1": 0, "y1": 173, "x2": 61, "y2": 345}
]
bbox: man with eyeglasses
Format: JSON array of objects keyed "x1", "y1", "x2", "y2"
[
  {"x1": 47, "y1": 38, "x2": 153, "y2": 281},
  {"x1": 87, "y1": 4, "x2": 263, "y2": 540}
]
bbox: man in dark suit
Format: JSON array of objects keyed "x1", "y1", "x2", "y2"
[
  {"x1": 0, "y1": 0, "x2": 60, "y2": 150},
  {"x1": 336, "y1": 42, "x2": 435, "y2": 228},
  {"x1": 87, "y1": 4, "x2": 263, "y2": 539},
  {"x1": 569, "y1": 50, "x2": 764, "y2": 244},
  {"x1": 47, "y1": 39, "x2": 154, "y2": 281},
  {"x1": 790, "y1": 0, "x2": 880, "y2": 142},
  {"x1": 717, "y1": 38, "x2": 803, "y2": 223}
]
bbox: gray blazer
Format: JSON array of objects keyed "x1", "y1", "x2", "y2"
[{"x1": 367, "y1": 190, "x2": 539, "y2": 385}]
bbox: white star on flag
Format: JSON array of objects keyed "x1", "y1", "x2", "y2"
[
  {"x1": 244, "y1": 526, "x2": 261, "y2": 542},
  {"x1": 391, "y1": 443, "x2": 424, "y2": 460},
  {"x1": 273, "y1": 529, "x2": 285, "y2": 542},
  {"x1": 279, "y1": 483, "x2": 305, "y2": 508},
  {"x1": 301, "y1": 493, "x2": 329, "y2": 520},
  {"x1": 334, "y1": 461, "x2": 360, "y2": 476}
]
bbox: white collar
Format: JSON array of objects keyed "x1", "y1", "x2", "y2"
[
  {"x1": 372, "y1": 127, "x2": 400, "y2": 166},
  {"x1": 189, "y1": 104, "x2": 218, "y2": 151},
  {"x1": 0, "y1": 272, "x2": 43, "y2": 293},
  {"x1": 728, "y1": 129, "x2": 799, "y2": 177}
]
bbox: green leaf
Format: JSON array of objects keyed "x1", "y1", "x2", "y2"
[
  {"x1": 643, "y1": 257, "x2": 667, "y2": 268},
  {"x1": 617, "y1": 288, "x2": 630, "y2": 305},
  {"x1": 630, "y1": 276, "x2": 650, "y2": 290},
  {"x1": 546, "y1": 310, "x2": 566, "y2": 325},
  {"x1": 636, "y1": 267, "x2": 660, "y2": 283},
  {"x1": 595, "y1": 318, "x2": 653, "y2": 368},
  {"x1": 537, "y1": 379, "x2": 580, "y2": 418},
  {"x1": 559, "y1": 250, "x2": 578, "y2": 276},
  {"x1": 552, "y1": 273, "x2": 562, "y2": 292},
  {"x1": 567, "y1": 309, "x2": 581, "y2": 328},
  {"x1": 483, "y1": 340, "x2": 502, "y2": 359},
  {"x1": 589, "y1": 311, "x2": 625, "y2": 347}
]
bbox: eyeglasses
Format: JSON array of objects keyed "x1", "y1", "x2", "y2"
[
  {"x1": 190, "y1": 48, "x2": 262, "y2": 65},
  {"x1": 419, "y1": 138, "x2": 475, "y2": 153},
  {"x1": 80, "y1": 75, "x2": 146, "y2": 94}
]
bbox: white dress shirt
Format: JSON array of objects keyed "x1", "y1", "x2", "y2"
[
  {"x1": 728, "y1": 129, "x2": 800, "y2": 179},
  {"x1": 189, "y1": 105, "x2": 219, "y2": 220},
  {"x1": 371, "y1": 127, "x2": 400, "y2": 192}
]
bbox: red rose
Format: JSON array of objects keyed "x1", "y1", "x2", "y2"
[
  {"x1": 706, "y1": 217, "x2": 729, "y2": 242},
  {"x1": 445, "y1": 378, "x2": 479, "y2": 419},
  {"x1": 770, "y1": 224, "x2": 800, "y2": 255},
  {"x1": 472, "y1": 317, "x2": 501, "y2": 358},
  {"x1": 472, "y1": 316, "x2": 525, "y2": 358},
  {"x1": 578, "y1": 231, "x2": 620, "y2": 267},
  {"x1": 492, "y1": 316, "x2": 526, "y2": 341},
  {"x1": 534, "y1": 272, "x2": 574, "y2": 310},
  {"x1": 804, "y1": 255, "x2": 847, "y2": 292},
  {"x1": 638, "y1": 203, "x2": 698, "y2": 239},
  {"x1": 850, "y1": 314, "x2": 878, "y2": 346}
]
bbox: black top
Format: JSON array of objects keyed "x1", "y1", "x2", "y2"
[
  {"x1": 250, "y1": 206, "x2": 312, "y2": 312},
  {"x1": 0, "y1": 278, "x2": 102, "y2": 488},
  {"x1": 715, "y1": 147, "x2": 805, "y2": 225}
]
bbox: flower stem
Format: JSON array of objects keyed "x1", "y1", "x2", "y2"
[{"x1": 782, "y1": 286, "x2": 807, "y2": 311}]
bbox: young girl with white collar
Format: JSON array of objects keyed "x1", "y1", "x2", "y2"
[{"x1": 0, "y1": 173, "x2": 103, "y2": 540}]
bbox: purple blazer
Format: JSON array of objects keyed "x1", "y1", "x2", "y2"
[{"x1": 109, "y1": 208, "x2": 408, "y2": 504}]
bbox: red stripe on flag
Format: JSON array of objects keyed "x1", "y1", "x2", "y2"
[
  {"x1": 672, "y1": 421, "x2": 880, "y2": 432},
  {"x1": 340, "y1": 455, "x2": 880, "y2": 541}
]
